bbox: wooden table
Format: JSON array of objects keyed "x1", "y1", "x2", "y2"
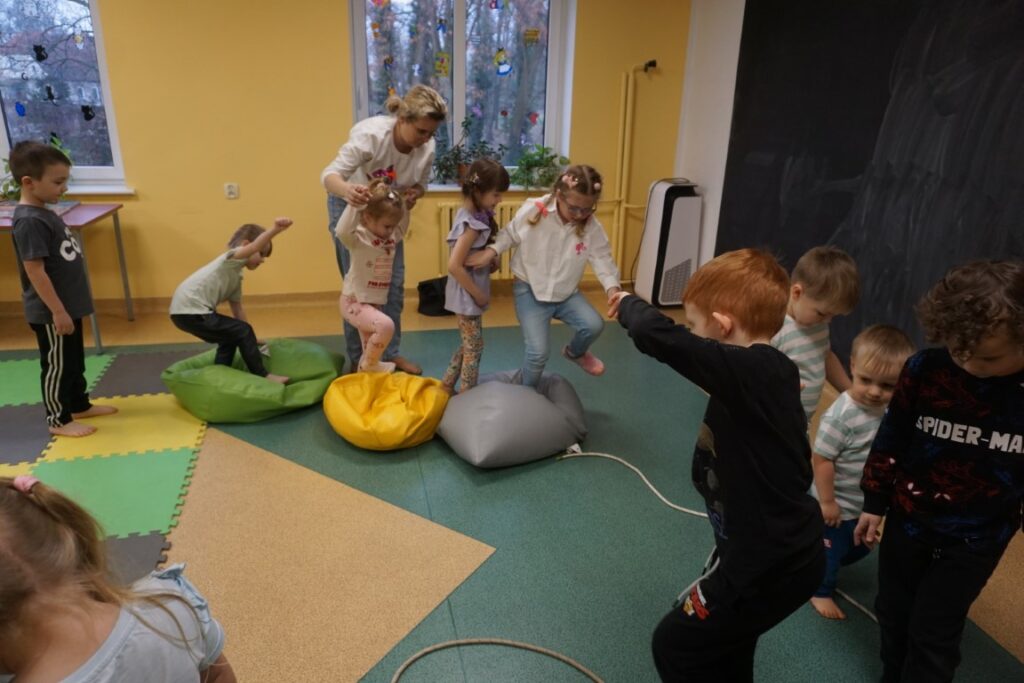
[{"x1": 2, "y1": 203, "x2": 133, "y2": 354}]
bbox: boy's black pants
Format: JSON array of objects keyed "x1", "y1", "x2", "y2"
[
  {"x1": 652, "y1": 547, "x2": 825, "y2": 682},
  {"x1": 876, "y1": 513, "x2": 1008, "y2": 683},
  {"x1": 31, "y1": 319, "x2": 92, "y2": 428},
  {"x1": 170, "y1": 313, "x2": 267, "y2": 376}
]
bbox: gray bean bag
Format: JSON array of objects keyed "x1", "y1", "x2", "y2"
[{"x1": 438, "y1": 370, "x2": 587, "y2": 468}]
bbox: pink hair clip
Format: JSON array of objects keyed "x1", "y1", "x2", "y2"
[
  {"x1": 533, "y1": 199, "x2": 549, "y2": 217},
  {"x1": 467, "y1": 172, "x2": 480, "y2": 185},
  {"x1": 593, "y1": 182, "x2": 601, "y2": 191},
  {"x1": 13, "y1": 475, "x2": 39, "y2": 494},
  {"x1": 561, "y1": 173, "x2": 578, "y2": 189}
]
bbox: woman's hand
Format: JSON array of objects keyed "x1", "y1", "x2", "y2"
[
  {"x1": 465, "y1": 247, "x2": 498, "y2": 269},
  {"x1": 606, "y1": 289, "x2": 628, "y2": 319},
  {"x1": 342, "y1": 182, "x2": 371, "y2": 207},
  {"x1": 403, "y1": 184, "x2": 426, "y2": 209}
]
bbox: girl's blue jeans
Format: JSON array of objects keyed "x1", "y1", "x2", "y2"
[
  {"x1": 513, "y1": 279, "x2": 604, "y2": 387},
  {"x1": 327, "y1": 195, "x2": 404, "y2": 368}
]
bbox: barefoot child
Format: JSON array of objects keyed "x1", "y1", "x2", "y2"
[
  {"x1": 9, "y1": 141, "x2": 117, "y2": 438},
  {"x1": 810, "y1": 324, "x2": 914, "y2": 620},
  {"x1": 170, "y1": 218, "x2": 292, "y2": 384},
  {"x1": 441, "y1": 158, "x2": 510, "y2": 393}
]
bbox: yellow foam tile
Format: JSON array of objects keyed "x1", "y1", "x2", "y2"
[
  {"x1": 42, "y1": 395, "x2": 206, "y2": 462},
  {"x1": 167, "y1": 428, "x2": 494, "y2": 682},
  {"x1": 0, "y1": 462, "x2": 36, "y2": 478}
]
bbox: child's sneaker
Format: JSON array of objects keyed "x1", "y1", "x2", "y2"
[
  {"x1": 360, "y1": 360, "x2": 396, "y2": 374},
  {"x1": 562, "y1": 345, "x2": 605, "y2": 376}
]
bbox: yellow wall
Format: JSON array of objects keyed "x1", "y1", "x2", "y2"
[{"x1": 1, "y1": 0, "x2": 690, "y2": 303}]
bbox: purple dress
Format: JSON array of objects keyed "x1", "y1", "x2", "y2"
[{"x1": 444, "y1": 207, "x2": 493, "y2": 316}]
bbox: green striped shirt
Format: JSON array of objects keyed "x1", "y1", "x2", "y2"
[
  {"x1": 812, "y1": 391, "x2": 883, "y2": 519},
  {"x1": 771, "y1": 314, "x2": 829, "y2": 420}
]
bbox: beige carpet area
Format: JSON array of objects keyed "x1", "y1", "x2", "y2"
[{"x1": 166, "y1": 428, "x2": 494, "y2": 682}]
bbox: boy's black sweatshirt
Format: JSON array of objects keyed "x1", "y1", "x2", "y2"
[
  {"x1": 862, "y1": 348, "x2": 1024, "y2": 551},
  {"x1": 618, "y1": 296, "x2": 823, "y2": 596}
]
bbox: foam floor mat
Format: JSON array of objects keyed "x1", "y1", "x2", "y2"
[
  {"x1": 105, "y1": 533, "x2": 172, "y2": 583},
  {"x1": 91, "y1": 350, "x2": 199, "y2": 398},
  {"x1": 0, "y1": 403, "x2": 53, "y2": 466},
  {"x1": 0, "y1": 354, "x2": 112, "y2": 407}
]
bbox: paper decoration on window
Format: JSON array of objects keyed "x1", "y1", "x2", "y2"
[
  {"x1": 81, "y1": 105, "x2": 95, "y2": 121},
  {"x1": 371, "y1": 22, "x2": 382, "y2": 40},
  {"x1": 409, "y1": 24, "x2": 418, "y2": 39},
  {"x1": 388, "y1": 86, "x2": 397, "y2": 97},
  {"x1": 434, "y1": 52, "x2": 450, "y2": 77},
  {"x1": 15, "y1": 102, "x2": 26, "y2": 117},
  {"x1": 500, "y1": 109, "x2": 509, "y2": 117},
  {"x1": 528, "y1": 111, "x2": 539, "y2": 125},
  {"x1": 471, "y1": 104, "x2": 483, "y2": 117},
  {"x1": 371, "y1": 0, "x2": 389, "y2": 6},
  {"x1": 45, "y1": 85, "x2": 57, "y2": 103},
  {"x1": 412, "y1": 63, "x2": 421, "y2": 77},
  {"x1": 524, "y1": 28, "x2": 541, "y2": 45},
  {"x1": 383, "y1": 55, "x2": 394, "y2": 71},
  {"x1": 494, "y1": 48, "x2": 512, "y2": 77},
  {"x1": 489, "y1": 0, "x2": 506, "y2": 9},
  {"x1": 437, "y1": 18, "x2": 447, "y2": 37},
  {"x1": 73, "y1": 33, "x2": 85, "y2": 49},
  {"x1": 33, "y1": 45, "x2": 48, "y2": 62}
]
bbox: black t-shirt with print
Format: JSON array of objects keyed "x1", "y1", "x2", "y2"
[{"x1": 12, "y1": 204, "x2": 93, "y2": 324}]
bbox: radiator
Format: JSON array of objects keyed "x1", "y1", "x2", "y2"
[{"x1": 436, "y1": 202, "x2": 516, "y2": 280}]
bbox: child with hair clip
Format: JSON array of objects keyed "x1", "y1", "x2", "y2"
[
  {"x1": 467, "y1": 164, "x2": 622, "y2": 387},
  {"x1": 334, "y1": 178, "x2": 410, "y2": 374},
  {"x1": 441, "y1": 157, "x2": 510, "y2": 394},
  {"x1": 0, "y1": 475, "x2": 234, "y2": 682},
  {"x1": 170, "y1": 218, "x2": 292, "y2": 384}
]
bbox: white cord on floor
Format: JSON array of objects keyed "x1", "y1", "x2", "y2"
[
  {"x1": 391, "y1": 637, "x2": 604, "y2": 683},
  {"x1": 835, "y1": 588, "x2": 879, "y2": 622},
  {"x1": 557, "y1": 451, "x2": 709, "y2": 519}
]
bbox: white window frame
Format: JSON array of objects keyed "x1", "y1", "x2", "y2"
[
  {"x1": 0, "y1": 0, "x2": 132, "y2": 195},
  {"x1": 348, "y1": 0, "x2": 576, "y2": 186}
]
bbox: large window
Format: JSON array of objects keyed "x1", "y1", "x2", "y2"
[
  {"x1": 351, "y1": 0, "x2": 573, "y2": 183},
  {"x1": 0, "y1": 0, "x2": 127, "y2": 193}
]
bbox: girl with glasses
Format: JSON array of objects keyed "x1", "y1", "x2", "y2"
[{"x1": 468, "y1": 164, "x2": 622, "y2": 387}]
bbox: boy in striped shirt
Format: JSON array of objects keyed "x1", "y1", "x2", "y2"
[
  {"x1": 771, "y1": 246, "x2": 861, "y2": 421},
  {"x1": 810, "y1": 325, "x2": 915, "y2": 619}
]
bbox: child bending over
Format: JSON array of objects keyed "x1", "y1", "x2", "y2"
[{"x1": 170, "y1": 218, "x2": 292, "y2": 384}]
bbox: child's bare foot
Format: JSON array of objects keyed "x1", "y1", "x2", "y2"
[
  {"x1": 392, "y1": 356, "x2": 422, "y2": 375},
  {"x1": 810, "y1": 596, "x2": 846, "y2": 620},
  {"x1": 266, "y1": 373, "x2": 290, "y2": 384},
  {"x1": 72, "y1": 405, "x2": 118, "y2": 419},
  {"x1": 49, "y1": 421, "x2": 97, "y2": 438}
]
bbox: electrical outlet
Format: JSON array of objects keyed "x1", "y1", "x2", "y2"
[{"x1": 224, "y1": 183, "x2": 240, "y2": 200}]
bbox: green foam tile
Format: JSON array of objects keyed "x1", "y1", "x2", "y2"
[
  {"x1": 0, "y1": 354, "x2": 114, "y2": 407},
  {"x1": 33, "y1": 447, "x2": 195, "y2": 537}
]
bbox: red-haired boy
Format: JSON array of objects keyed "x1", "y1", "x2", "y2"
[{"x1": 610, "y1": 248, "x2": 824, "y2": 681}]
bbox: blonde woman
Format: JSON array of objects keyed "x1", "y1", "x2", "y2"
[{"x1": 321, "y1": 85, "x2": 448, "y2": 376}]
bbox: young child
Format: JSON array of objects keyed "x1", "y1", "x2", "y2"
[
  {"x1": 810, "y1": 324, "x2": 915, "y2": 620},
  {"x1": 771, "y1": 246, "x2": 860, "y2": 420},
  {"x1": 441, "y1": 158, "x2": 510, "y2": 394},
  {"x1": 9, "y1": 140, "x2": 118, "y2": 438},
  {"x1": 469, "y1": 165, "x2": 622, "y2": 387},
  {"x1": 855, "y1": 260, "x2": 1024, "y2": 682},
  {"x1": 0, "y1": 476, "x2": 234, "y2": 682},
  {"x1": 334, "y1": 179, "x2": 409, "y2": 374},
  {"x1": 609, "y1": 249, "x2": 824, "y2": 682},
  {"x1": 170, "y1": 218, "x2": 292, "y2": 384}
]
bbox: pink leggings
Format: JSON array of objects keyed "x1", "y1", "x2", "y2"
[{"x1": 340, "y1": 295, "x2": 394, "y2": 370}]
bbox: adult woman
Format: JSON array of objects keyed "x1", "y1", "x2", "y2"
[{"x1": 322, "y1": 85, "x2": 447, "y2": 375}]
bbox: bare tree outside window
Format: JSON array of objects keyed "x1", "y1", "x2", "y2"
[{"x1": 0, "y1": 0, "x2": 114, "y2": 167}]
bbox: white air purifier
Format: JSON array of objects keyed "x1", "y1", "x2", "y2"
[{"x1": 634, "y1": 179, "x2": 701, "y2": 306}]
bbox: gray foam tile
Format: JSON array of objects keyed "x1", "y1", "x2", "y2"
[
  {"x1": 91, "y1": 350, "x2": 198, "y2": 397},
  {"x1": 104, "y1": 533, "x2": 170, "y2": 583},
  {"x1": 0, "y1": 403, "x2": 53, "y2": 465}
]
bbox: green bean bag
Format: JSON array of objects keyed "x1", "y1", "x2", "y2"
[{"x1": 161, "y1": 338, "x2": 343, "y2": 423}]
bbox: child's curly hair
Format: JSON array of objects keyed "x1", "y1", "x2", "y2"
[{"x1": 916, "y1": 260, "x2": 1024, "y2": 358}]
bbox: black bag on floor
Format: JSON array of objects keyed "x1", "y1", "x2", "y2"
[{"x1": 417, "y1": 276, "x2": 453, "y2": 316}]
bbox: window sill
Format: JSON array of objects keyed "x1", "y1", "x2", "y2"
[{"x1": 67, "y1": 183, "x2": 136, "y2": 197}]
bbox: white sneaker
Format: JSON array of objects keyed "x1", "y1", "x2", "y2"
[{"x1": 360, "y1": 361, "x2": 396, "y2": 373}]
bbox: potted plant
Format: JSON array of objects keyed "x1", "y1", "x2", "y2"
[
  {"x1": 433, "y1": 115, "x2": 508, "y2": 185},
  {"x1": 510, "y1": 144, "x2": 570, "y2": 190}
]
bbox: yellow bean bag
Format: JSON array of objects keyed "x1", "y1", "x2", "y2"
[{"x1": 323, "y1": 372, "x2": 449, "y2": 451}]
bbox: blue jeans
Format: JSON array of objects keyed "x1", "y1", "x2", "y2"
[
  {"x1": 814, "y1": 518, "x2": 871, "y2": 597},
  {"x1": 513, "y1": 279, "x2": 604, "y2": 387},
  {"x1": 327, "y1": 195, "x2": 404, "y2": 367}
]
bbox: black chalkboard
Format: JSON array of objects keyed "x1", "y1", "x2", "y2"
[{"x1": 716, "y1": 0, "x2": 1024, "y2": 362}]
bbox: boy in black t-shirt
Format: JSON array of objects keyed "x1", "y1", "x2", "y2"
[
  {"x1": 10, "y1": 141, "x2": 117, "y2": 437},
  {"x1": 609, "y1": 248, "x2": 824, "y2": 682},
  {"x1": 610, "y1": 248, "x2": 824, "y2": 681},
  {"x1": 856, "y1": 260, "x2": 1024, "y2": 682}
]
